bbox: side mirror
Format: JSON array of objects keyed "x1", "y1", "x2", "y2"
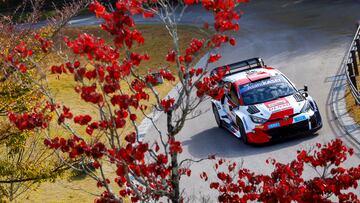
[
  {"x1": 304, "y1": 85, "x2": 308, "y2": 92},
  {"x1": 301, "y1": 85, "x2": 308, "y2": 97}
]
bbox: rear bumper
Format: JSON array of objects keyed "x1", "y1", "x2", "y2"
[{"x1": 246, "y1": 111, "x2": 322, "y2": 144}]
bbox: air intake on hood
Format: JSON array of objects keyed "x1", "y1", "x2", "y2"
[
  {"x1": 247, "y1": 105, "x2": 260, "y2": 114},
  {"x1": 293, "y1": 93, "x2": 305, "y2": 102}
]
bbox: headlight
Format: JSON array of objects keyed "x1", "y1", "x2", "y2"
[
  {"x1": 301, "y1": 101, "x2": 312, "y2": 113},
  {"x1": 250, "y1": 115, "x2": 267, "y2": 124}
]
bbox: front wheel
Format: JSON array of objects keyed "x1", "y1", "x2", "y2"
[
  {"x1": 311, "y1": 102, "x2": 322, "y2": 133},
  {"x1": 212, "y1": 104, "x2": 223, "y2": 128}
]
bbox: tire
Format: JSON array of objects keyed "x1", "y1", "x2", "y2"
[
  {"x1": 237, "y1": 117, "x2": 248, "y2": 144},
  {"x1": 212, "y1": 104, "x2": 223, "y2": 128},
  {"x1": 311, "y1": 110, "x2": 323, "y2": 134},
  {"x1": 315, "y1": 110, "x2": 322, "y2": 126},
  {"x1": 311, "y1": 102, "x2": 323, "y2": 133}
]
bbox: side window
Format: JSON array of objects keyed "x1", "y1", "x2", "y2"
[{"x1": 229, "y1": 85, "x2": 239, "y2": 106}]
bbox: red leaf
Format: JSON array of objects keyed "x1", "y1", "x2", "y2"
[
  {"x1": 208, "y1": 54, "x2": 222, "y2": 63},
  {"x1": 229, "y1": 38, "x2": 236, "y2": 46},
  {"x1": 143, "y1": 11, "x2": 154, "y2": 18},
  {"x1": 184, "y1": 0, "x2": 196, "y2": 5},
  {"x1": 166, "y1": 50, "x2": 176, "y2": 63},
  {"x1": 130, "y1": 114, "x2": 137, "y2": 121}
]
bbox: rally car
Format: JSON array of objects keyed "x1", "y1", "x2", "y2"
[{"x1": 211, "y1": 58, "x2": 322, "y2": 144}]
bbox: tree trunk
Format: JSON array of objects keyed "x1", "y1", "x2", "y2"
[
  {"x1": 167, "y1": 110, "x2": 180, "y2": 203},
  {"x1": 170, "y1": 151, "x2": 180, "y2": 203}
]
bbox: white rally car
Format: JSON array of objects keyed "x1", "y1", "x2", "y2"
[{"x1": 212, "y1": 58, "x2": 322, "y2": 144}]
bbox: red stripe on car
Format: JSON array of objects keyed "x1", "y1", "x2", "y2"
[{"x1": 246, "y1": 129, "x2": 271, "y2": 144}]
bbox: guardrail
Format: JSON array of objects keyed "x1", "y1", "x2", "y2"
[{"x1": 345, "y1": 23, "x2": 360, "y2": 104}]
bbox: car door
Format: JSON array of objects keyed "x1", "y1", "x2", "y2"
[{"x1": 224, "y1": 83, "x2": 239, "y2": 121}]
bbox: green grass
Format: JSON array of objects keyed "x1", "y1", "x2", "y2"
[{"x1": 18, "y1": 24, "x2": 211, "y2": 203}]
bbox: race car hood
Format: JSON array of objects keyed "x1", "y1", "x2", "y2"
[{"x1": 240, "y1": 94, "x2": 306, "y2": 120}]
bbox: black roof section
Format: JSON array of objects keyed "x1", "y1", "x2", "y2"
[{"x1": 211, "y1": 57, "x2": 265, "y2": 77}]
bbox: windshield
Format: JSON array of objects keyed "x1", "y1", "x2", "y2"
[{"x1": 239, "y1": 75, "x2": 296, "y2": 105}]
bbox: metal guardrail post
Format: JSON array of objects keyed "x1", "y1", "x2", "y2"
[
  {"x1": 348, "y1": 63, "x2": 357, "y2": 89},
  {"x1": 343, "y1": 24, "x2": 360, "y2": 105},
  {"x1": 356, "y1": 38, "x2": 360, "y2": 59},
  {"x1": 351, "y1": 50, "x2": 359, "y2": 75}
]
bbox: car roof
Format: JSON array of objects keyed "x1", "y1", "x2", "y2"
[{"x1": 223, "y1": 67, "x2": 282, "y2": 86}]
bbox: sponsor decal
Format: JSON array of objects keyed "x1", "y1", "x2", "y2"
[
  {"x1": 294, "y1": 115, "x2": 307, "y2": 123},
  {"x1": 239, "y1": 77, "x2": 282, "y2": 93},
  {"x1": 265, "y1": 98, "x2": 291, "y2": 113},
  {"x1": 268, "y1": 122, "x2": 280, "y2": 129}
]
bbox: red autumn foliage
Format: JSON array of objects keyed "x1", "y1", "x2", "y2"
[
  {"x1": 14, "y1": 41, "x2": 33, "y2": 58},
  {"x1": 208, "y1": 53, "x2": 222, "y2": 63},
  {"x1": 166, "y1": 50, "x2": 176, "y2": 63},
  {"x1": 58, "y1": 106, "x2": 73, "y2": 124},
  {"x1": 51, "y1": 64, "x2": 67, "y2": 74},
  {"x1": 9, "y1": 1, "x2": 357, "y2": 203},
  {"x1": 34, "y1": 33, "x2": 53, "y2": 53},
  {"x1": 74, "y1": 115, "x2": 92, "y2": 125},
  {"x1": 160, "y1": 69, "x2": 176, "y2": 81},
  {"x1": 203, "y1": 139, "x2": 360, "y2": 203},
  {"x1": 8, "y1": 112, "x2": 50, "y2": 130},
  {"x1": 2, "y1": 0, "x2": 255, "y2": 201},
  {"x1": 160, "y1": 98, "x2": 175, "y2": 112},
  {"x1": 65, "y1": 34, "x2": 120, "y2": 63},
  {"x1": 130, "y1": 114, "x2": 137, "y2": 121},
  {"x1": 169, "y1": 139, "x2": 183, "y2": 154}
]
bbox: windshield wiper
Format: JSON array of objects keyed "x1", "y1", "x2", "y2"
[{"x1": 278, "y1": 93, "x2": 294, "y2": 99}]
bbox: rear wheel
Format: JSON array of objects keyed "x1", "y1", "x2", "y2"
[
  {"x1": 237, "y1": 117, "x2": 248, "y2": 144},
  {"x1": 212, "y1": 104, "x2": 223, "y2": 128}
]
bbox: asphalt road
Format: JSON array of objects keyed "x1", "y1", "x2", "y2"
[{"x1": 143, "y1": 0, "x2": 360, "y2": 201}]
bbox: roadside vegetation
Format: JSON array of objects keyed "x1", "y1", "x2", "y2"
[
  {"x1": 19, "y1": 25, "x2": 211, "y2": 202},
  {"x1": 0, "y1": 0, "x2": 91, "y2": 22},
  {"x1": 0, "y1": 2, "x2": 79, "y2": 200},
  {"x1": 0, "y1": 1, "x2": 211, "y2": 202}
]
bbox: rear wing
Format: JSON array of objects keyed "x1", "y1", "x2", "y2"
[{"x1": 211, "y1": 57, "x2": 265, "y2": 77}]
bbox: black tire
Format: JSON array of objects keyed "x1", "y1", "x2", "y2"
[
  {"x1": 212, "y1": 104, "x2": 223, "y2": 128},
  {"x1": 311, "y1": 102, "x2": 323, "y2": 133},
  {"x1": 311, "y1": 111, "x2": 323, "y2": 134},
  {"x1": 315, "y1": 109, "x2": 322, "y2": 127},
  {"x1": 237, "y1": 117, "x2": 248, "y2": 144}
]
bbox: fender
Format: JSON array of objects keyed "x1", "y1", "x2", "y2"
[
  {"x1": 233, "y1": 109, "x2": 250, "y2": 132},
  {"x1": 306, "y1": 96, "x2": 322, "y2": 129},
  {"x1": 306, "y1": 96, "x2": 319, "y2": 111}
]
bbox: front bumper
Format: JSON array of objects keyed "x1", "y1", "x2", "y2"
[{"x1": 246, "y1": 111, "x2": 322, "y2": 144}]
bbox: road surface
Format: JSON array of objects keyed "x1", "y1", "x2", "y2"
[{"x1": 143, "y1": 0, "x2": 360, "y2": 201}]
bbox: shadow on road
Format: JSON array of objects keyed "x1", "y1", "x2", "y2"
[{"x1": 183, "y1": 127, "x2": 318, "y2": 158}]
